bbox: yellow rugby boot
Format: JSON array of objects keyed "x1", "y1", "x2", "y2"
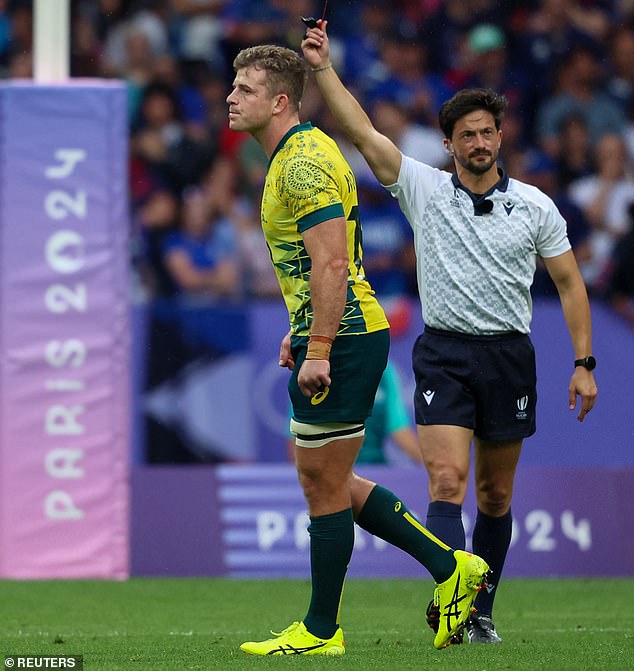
[
  {"x1": 240, "y1": 621, "x2": 345, "y2": 656},
  {"x1": 433, "y1": 550, "x2": 490, "y2": 649}
]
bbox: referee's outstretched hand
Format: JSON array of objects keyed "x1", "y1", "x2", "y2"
[{"x1": 301, "y1": 20, "x2": 330, "y2": 71}]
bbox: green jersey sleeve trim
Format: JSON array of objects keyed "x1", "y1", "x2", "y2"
[{"x1": 297, "y1": 203, "x2": 345, "y2": 232}]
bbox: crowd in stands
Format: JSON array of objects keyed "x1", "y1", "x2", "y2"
[{"x1": 2, "y1": 0, "x2": 634, "y2": 327}]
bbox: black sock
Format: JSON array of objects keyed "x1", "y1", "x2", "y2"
[
  {"x1": 472, "y1": 508, "x2": 512, "y2": 617},
  {"x1": 356, "y1": 485, "x2": 455, "y2": 583},
  {"x1": 425, "y1": 500, "x2": 466, "y2": 550},
  {"x1": 303, "y1": 508, "x2": 354, "y2": 639}
]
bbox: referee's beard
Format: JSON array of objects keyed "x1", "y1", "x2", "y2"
[{"x1": 459, "y1": 148, "x2": 499, "y2": 176}]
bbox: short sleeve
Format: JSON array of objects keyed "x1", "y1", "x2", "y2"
[{"x1": 277, "y1": 153, "x2": 345, "y2": 232}]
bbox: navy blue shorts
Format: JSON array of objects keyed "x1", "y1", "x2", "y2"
[{"x1": 412, "y1": 327, "x2": 537, "y2": 441}]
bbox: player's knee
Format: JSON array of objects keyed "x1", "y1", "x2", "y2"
[{"x1": 297, "y1": 465, "x2": 345, "y2": 508}]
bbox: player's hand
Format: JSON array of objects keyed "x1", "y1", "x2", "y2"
[
  {"x1": 300, "y1": 20, "x2": 330, "y2": 70},
  {"x1": 279, "y1": 331, "x2": 295, "y2": 370},
  {"x1": 568, "y1": 369, "x2": 597, "y2": 422},
  {"x1": 297, "y1": 359, "x2": 331, "y2": 398}
]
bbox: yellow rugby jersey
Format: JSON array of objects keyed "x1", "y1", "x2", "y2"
[{"x1": 262, "y1": 122, "x2": 389, "y2": 336}]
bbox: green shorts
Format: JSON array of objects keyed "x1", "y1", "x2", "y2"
[{"x1": 289, "y1": 329, "x2": 390, "y2": 424}]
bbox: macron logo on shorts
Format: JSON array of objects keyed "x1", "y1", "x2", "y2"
[{"x1": 423, "y1": 389, "x2": 435, "y2": 405}]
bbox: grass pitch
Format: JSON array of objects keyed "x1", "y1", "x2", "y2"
[{"x1": 1, "y1": 577, "x2": 632, "y2": 670}]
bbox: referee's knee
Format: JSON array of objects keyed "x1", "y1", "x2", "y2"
[
  {"x1": 476, "y1": 489, "x2": 512, "y2": 517},
  {"x1": 429, "y1": 470, "x2": 467, "y2": 503}
]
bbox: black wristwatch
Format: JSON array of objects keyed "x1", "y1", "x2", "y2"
[{"x1": 574, "y1": 355, "x2": 596, "y2": 371}]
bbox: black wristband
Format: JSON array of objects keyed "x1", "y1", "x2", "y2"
[{"x1": 574, "y1": 356, "x2": 596, "y2": 371}]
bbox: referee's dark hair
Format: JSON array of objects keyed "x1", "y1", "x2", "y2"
[{"x1": 438, "y1": 88, "x2": 508, "y2": 139}]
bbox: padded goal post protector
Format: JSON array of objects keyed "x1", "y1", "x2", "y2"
[{"x1": 0, "y1": 82, "x2": 130, "y2": 578}]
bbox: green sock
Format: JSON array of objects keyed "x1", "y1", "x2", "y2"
[
  {"x1": 357, "y1": 485, "x2": 455, "y2": 583},
  {"x1": 304, "y1": 508, "x2": 354, "y2": 639}
]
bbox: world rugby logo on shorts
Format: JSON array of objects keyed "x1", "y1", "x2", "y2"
[{"x1": 516, "y1": 395, "x2": 528, "y2": 420}]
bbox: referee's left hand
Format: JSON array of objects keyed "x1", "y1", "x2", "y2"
[{"x1": 569, "y1": 369, "x2": 598, "y2": 422}]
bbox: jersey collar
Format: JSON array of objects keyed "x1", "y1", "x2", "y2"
[
  {"x1": 451, "y1": 167, "x2": 509, "y2": 203},
  {"x1": 269, "y1": 122, "x2": 314, "y2": 166}
]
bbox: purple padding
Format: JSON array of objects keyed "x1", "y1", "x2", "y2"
[
  {"x1": 131, "y1": 464, "x2": 634, "y2": 577},
  {"x1": 130, "y1": 468, "x2": 225, "y2": 576},
  {"x1": 0, "y1": 82, "x2": 130, "y2": 578}
]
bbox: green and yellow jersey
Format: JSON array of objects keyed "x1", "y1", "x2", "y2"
[{"x1": 262, "y1": 122, "x2": 389, "y2": 336}]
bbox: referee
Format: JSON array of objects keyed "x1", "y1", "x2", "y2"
[{"x1": 302, "y1": 22, "x2": 598, "y2": 644}]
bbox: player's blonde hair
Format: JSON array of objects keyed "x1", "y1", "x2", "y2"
[{"x1": 233, "y1": 45, "x2": 308, "y2": 112}]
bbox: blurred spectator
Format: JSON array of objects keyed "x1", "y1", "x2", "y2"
[
  {"x1": 568, "y1": 133, "x2": 634, "y2": 291},
  {"x1": 603, "y1": 202, "x2": 634, "y2": 327},
  {"x1": 169, "y1": 0, "x2": 226, "y2": 63},
  {"x1": 535, "y1": 44, "x2": 625, "y2": 156},
  {"x1": 234, "y1": 210, "x2": 281, "y2": 299},
  {"x1": 6, "y1": 46, "x2": 30, "y2": 77},
  {"x1": 365, "y1": 25, "x2": 454, "y2": 127},
  {"x1": 554, "y1": 113, "x2": 595, "y2": 188},
  {"x1": 464, "y1": 23, "x2": 528, "y2": 135},
  {"x1": 370, "y1": 96, "x2": 449, "y2": 169},
  {"x1": 336, "y1": 0, "x2": 389, "y2": 87},
  {"x1": 151, "y1": 55, "x2": 209, "y2": 139},
  {"x1": 101, "y1": 1, "x2": 169, "y2": 77},
  {"x1": 0, "y1": 1, "x2": 10, "y2": 67},
  {"x1": 7, "y1": 0, "x2": 31, "y2": 53},
  {"x1": 497, "y1": 106, "x2": 531, "y2": 178},
  {"x1": 132, "y1": 80, "x2": 212, "y2": 194},
  {"x1": 227, "y1": 137, "x2": 280, "y2": 299},
  {"x1": 514, "y1": 0, "x2": 607, "y2": 137},
  {"x1": 420, "y1": 0, "x2": 501, "y2": 76},
  {"x1": 626, "y1": 99, "x2": 634, "y2": 162},
  {"x1": 133, "y1": 187, "x2": 180, "y2": 298},
  {"x1": 356, "y1": 176, "x2": 416, "y2": 299},
  {"x1": 606, "y1": 25, "x2": 634, "y2": 116},
  {"x1": 512, "y1": 149, "x2": 592, "y2": 297},
  {"x1": 162, "y1": 158, "x2": 240, "y2": 300},
  {"x1": 219, "y1": 0, "x2": 311, "y2": 74}
]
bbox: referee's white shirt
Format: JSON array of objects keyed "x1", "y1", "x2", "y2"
[{"x1": 385, "y1": 155, "x2": 571, "y2": 335}]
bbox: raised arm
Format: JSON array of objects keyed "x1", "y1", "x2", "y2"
[{"x1": 301, "y1": 21, "x2": 402, "y2": 186}]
